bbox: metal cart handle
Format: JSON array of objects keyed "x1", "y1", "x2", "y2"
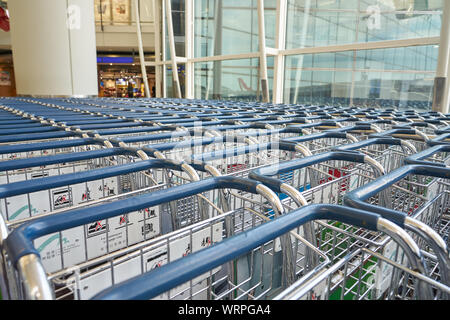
[
  {"x1": 0, "y1": 138, "x2": 96, "y2": 155},
  {"x1": 0, "y1": 131, "x2": 76, "y2": 144},
  {"x1": 282, "y1": 131, "x2": 355, "y2": 143},
  {"x1": 370, "y1": 128, "x2": 429, "y2": 141},
  {"x1": 141, "y1": 136, "x2": 251, "y2": 153},
  {"x1": 92, "y1": 204, "x2": 430, "y2": 300},
  {"x1": 0, "y1": 126, "x2": 60, "y2": 136},
  {"x1": 0, "y1": 148, "x2": 134, "y2": 172},
  {"x1": 248, "y1": 151, "x2": 382, "y2": 193},
  {"x1": 344, "y1": 165, "x2": 450, "y2": 226},
  {"x1": 190, "y1": 141, "x2": 300, "y2": 162},
  {"x1": 334, "y1": 137, "x2": 416, "y2": 153},
  {"x1": 0, "y1": 158, "x2": 194, "y2": 200},
  {"x1": 343, "y1": 164, "x2": 450, "y2": 285},
  {"x1": 404, "y1": 145, "x2": 450, "y2": 167},
  {"x1": 4, "y1": 175, "x2": 281, "y2": 267}
]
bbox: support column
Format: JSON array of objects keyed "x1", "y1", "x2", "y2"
[
  {"x1": 432, "y1": 0, "x2": 450, "y2": 113},
  {"x1": 8, "y1": 0, "x2": 98, "y2": 97}
]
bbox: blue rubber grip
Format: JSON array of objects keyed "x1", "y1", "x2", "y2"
[
  {"x1": 92, "y1": 204, "x2": 379, "y2": 300},
  {"x1": 0, "y1": 148, "x2": 132, "y2": 172},
  {"x1": 405, "y1": 145, "x2": 450, "y2": 167},
  {"x1": 191, "y1": 141, "x2": 298, "y2": 162},
  {"x1": 369, "y1": 128, "x2": 419, "y2": 138},
  {"x1": 4, "y1": 176, "x2": 263, "y2": 266},
  {"x1": 0, "y1": 158, "x2": 188, "y2": 199},
  {"x1": 0, "y1": 131, "x2": 76, "y2": 143},
  {"x1": 95, "y1": 126, "x2": 166, "y2": 136},
  {"x1": 0, "y1": 126, "x2": 60, "y2": 136},
  {"x1": 249, "y1": 151, "x2": 366, "y2": 193},
  {"x1": 0, "y1": 138, "x2": 97, "y2": 155},
  {"x1": 142, "y1": 136, "x2": 248, "y2": 152},
  {"x1": 343, "y1": 164, "x2": 450, "y2": 227},
  {"x1": 335, "y1": 137, "x2": 402, "y2": 151},
  {"x1": 283, "y1": 131, "x2": 349, "y2": 143}
]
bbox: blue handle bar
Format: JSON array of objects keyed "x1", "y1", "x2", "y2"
[
  {"x1": 5, "y1": 175, "x2": 267, "y2": 266},
  {"x1": 0, "y1": 131, "x2": 77, "y2": 143},
  {"x1": 404, "y1": 145, "x2": 450, "y2": 167},
  {"x1": 282, "y1": 131, "x2": 350, "y2": 143},
  {"x1": 249, "y1": 151, "x2": 366, "y2": 193},
  {"x1": 0, "y1": 148, "x2": 134, "y2": 172},
  {"x1": 428, "y1": 133, "x2": 450, "y2": 146},
  {"x1": 0, "y1": 126, "x2": 60, "y2": 136},
  {"x1": 0, "y1": 158, "x2": 189, "y2": 200},
  {"x1": 142, "y1": 136, "x2": 249, "y2": 153},
  {"x1": 0, "y1": 138, "x2": 98, "y2": 155},
  {"x1": 344, "y1": 164, "x2": 450, "y2": 227},
  {"x1": 190, "y1": 141, "x2": 299, "y2": 162},
  {"x1": 334, "y1": 137, "x2": 403, "y2": 152},
  {"x1": 92, "y1": 204, "x2": 380, "y2": 300}
]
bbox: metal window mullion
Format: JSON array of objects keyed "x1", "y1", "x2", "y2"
[
  {"x1": 185, "y1": 0, "x2": 195, "y2": 99},
  {"x1": 293, "y1": 0, "x2": 311, "y2": 105},
  {"x1": 273, "y1": 0, "x2": 287, "y2": 104},
  {"x1": 432, "y1": 0, "x2": 450, "y2": 113}
]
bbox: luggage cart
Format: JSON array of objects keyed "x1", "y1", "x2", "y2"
[
  {"x1": 335, "y1": 137, "x2": 417, "y2": 173},
  {"x1": 248, "y1": 151, "x2": 386, "y2": 264},
  {"x1": 91, "y1": 204, "x2": 436, "y2": 300},
  {"x1": 370, "y1": 128, "x2": 431, "y2": 152},
  {"x1": 2, "y1": 176, "x2": 297, "y2": 300},
  {"x1": 0, "y1": 149, "x2": 201, "y2": 273},
  {"x1": 344, "y1": 165, "x2": 450, "y2": 297},
  {"x1": 282, "y1": 131, "x2": 359, "y2": 155}
]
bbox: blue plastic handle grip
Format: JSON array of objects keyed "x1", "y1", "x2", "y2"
[
  {"x1": 369, "y1": 128, "x2": 419, "y2": 138},
  {"x1": 404, "y1": 145, "x2": 450, "y2": 167},
  {"x1": 110, "y1": 130, "x2": 193, "y2": 144},
  {"x1": 283, "y1": 131, "x2": 349, "y2": 143},
  {"x1": 76, "y1": 122, "x2": 145, "y2": 130},
  {"x1": 0, "y1": 138, "x2": 96, "y2": 155},
  {"x1": 344, "y1": 164, "x2": 450, "y2": 227},
  {"x1": 95, "y1": 126, "x2": 167, "y2": 136},
  {"x1": 142, "y1": 136, "x2": 248, "y2": 153},
  {"x1": 0, "y1": 126, "x2": 60, "y2": 136},
  {"x1": 335, "y1": 137, "x2": 402, "y2": 151},
  {"x1": 0, "y1": 158, "x2": 187, "y2": 199},
  {"x1": 249, "y1": 151, "x2": 366, "y2": 193},
  {"x1": 190, "y1": 141, "x2": 298, "y2": 161},
  {"x1": 92, "y1": 204, "x2": 380, "y2": 300},
  {"x1": 5, "y1": 175, "x2": 264, "y2": 266},
  {"x1": 0, "y1": 131, "x2": 76, "y2": 143},
  {"x1": 428, "y1": 133, "x2": 450, "y2": 146}
]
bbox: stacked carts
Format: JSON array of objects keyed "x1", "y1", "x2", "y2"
[{"x1": 0, "y1": 97, "x2": 448, "y2": 300}]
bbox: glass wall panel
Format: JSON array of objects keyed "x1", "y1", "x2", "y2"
[
  {"x1": 284, "y1": 45, "x2": 437, "y2": 107},
  {"x1": 286, "y1": 0, "x2": 442, "y2": 49},
  {"x1": 194, "y1": 0, "x2": 259, "y2": 58},
  {"x1": 194, "y1": 58, "x2": 261, "y2": 101}
]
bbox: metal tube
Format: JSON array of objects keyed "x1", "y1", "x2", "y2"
[
  {"x1": 376, "y1": 218, "x2": 433, "y2": 300},
  {"x1": 17, "y1": 254, "x2": 53, "y2": 300}
]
